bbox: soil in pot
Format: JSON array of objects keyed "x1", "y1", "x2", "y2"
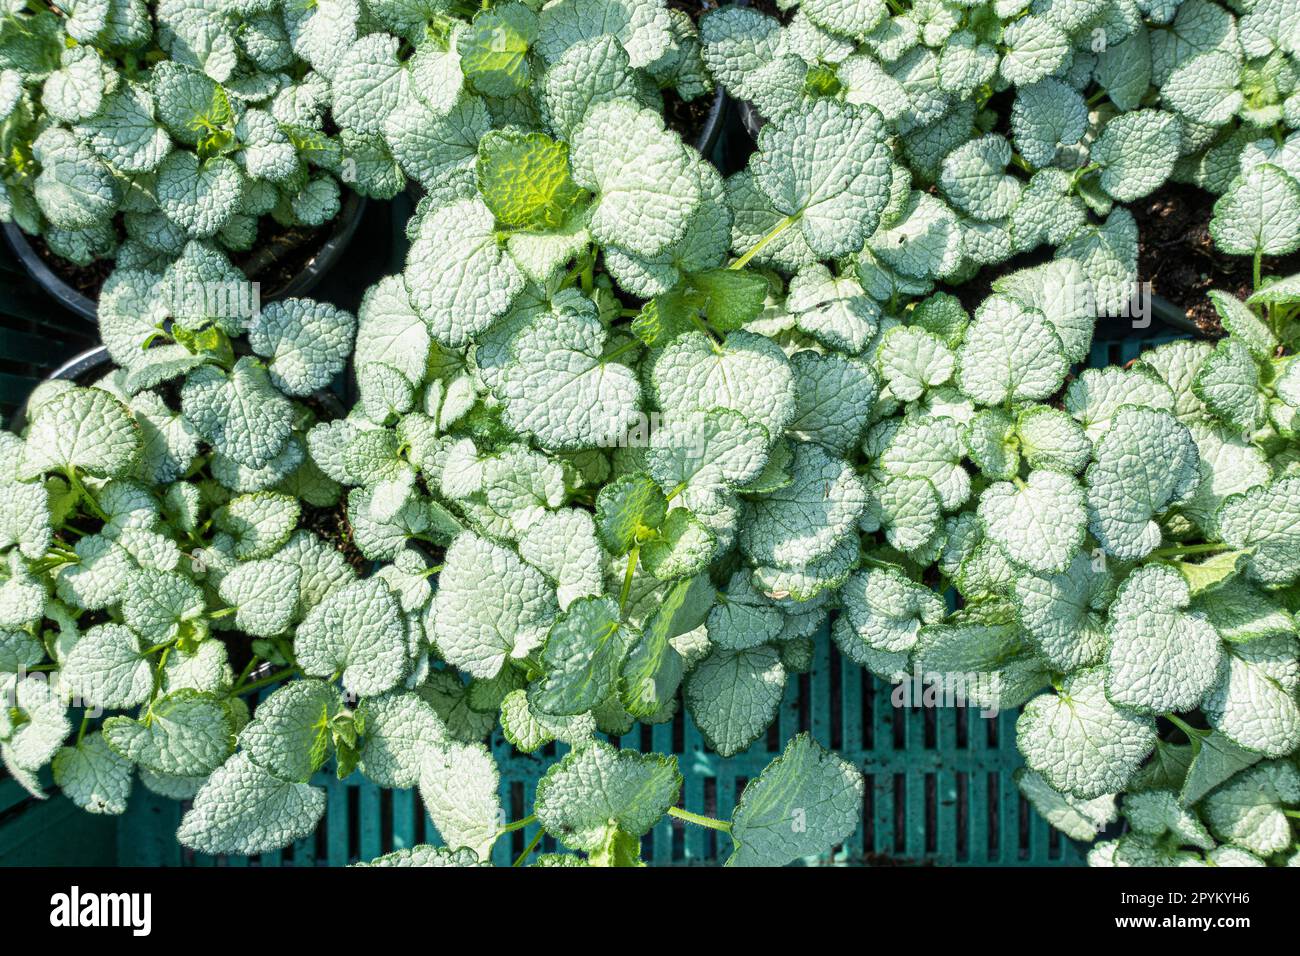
[
  {"x1": 29, "y1": 212, "x2": 340, "y2": 305},
  {"x1": 1134, "y1": 181, "x2": 1300, "y2": 336},
  {"x1": 229, "y1": 217, "x2": 336, "y2": 296},
  {"x1": 663, "y1": 0, "x2": 726, "y2": 149},
  {"x1": 29, "y1": 232, "x2": 116, "y2": 302}
]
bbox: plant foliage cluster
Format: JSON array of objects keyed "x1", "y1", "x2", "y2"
[{"x1": 1, "y1": 0, "x2": 1299, "y2": 868}]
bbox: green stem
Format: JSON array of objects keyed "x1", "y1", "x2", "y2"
[
  {"x1": 64, "y1": 468, "x2": 110, "y2": 523},
  {"x1": 513, "y1": 827, "x2": 545, "y2": 867},
  {"x1": 1283, "y1": 810, "x2": 1300, "y2": 819},
  {"x1": 730, "y1": 214, "x2": 798, "y2": 272},
  {"x1": 665, "y1": 482, "x2": 686, "y2": 503},
  {"x1": 1085, "y1": 89, "x2": 1108, "y2": 107},
  {"x1": 232, "y1": 667, "x2": 300, "y2": 697},
  {"x1": 208, "y1": 606, "x2": 237, "y2": 620},
  {"x1": 668, "y1": 806, "x2": 732, "y2": 833},
  {"x1": 233, "y1": 655, "x2": 260, "y2": 689},
  {"x1": 1165, "y1": 713, "x2": 1204, "y2": 741},
  {"x1": 75, "y1": 712, "x2": 90, "y2": 744},
  {"x1": 1149, "y1": 542, "x2": 1234, "y2": 559},
  {"x1": 619, "y1": 547, "x2": 639, "y2": 611},
  {"x1": 497, "y1": 813, "x2": 538, "y2": 837},
  {"x1": 1253, "y1": 251, "x2": 1263, "y2": 292},
  {"x1": 689, "y1": 314, "x2": 723, "y2": 352},
  {"x1": 601, "y1": 338, "x2": 642, "y2": 364}
]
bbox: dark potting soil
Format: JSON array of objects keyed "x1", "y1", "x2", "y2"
[
  {"x1": 663, "y1": 0, "x2": 720, "y2": 148},
  {"x1": 1133, "y1": 181, "x2": 1300, "y2": 336},
  {"x1": 31, "y1": 232, "x2": 114, "y2": 302},
  {"x1": 230, "y1": 218, "x2": 334, "y2": 296},
  {"x1": 303, "y1": 502, "x2": 368, "y2": 575},
  {"x1": 33, "y1": 215, "x2": 334, "y2": 305},
  {"x1": 664, "y1": 87, "x2": 716, "y2": 149}
]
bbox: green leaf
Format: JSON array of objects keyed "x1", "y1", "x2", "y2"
[
  {"x1": 751, "y1": 99, "x2": 893, "y2": 258},
  {"x1": 430, "y1": 532, "x2": 557, "y2": 678},
  {"x1": 476, "y1": 128, "x2": 582, "y2": 230},
  {"x1": 568, "y1": 99, "x2": 701, "y2": 257},
  {"x1": 357, "y1": 691, "x2": 446, "y2": 789},
  {"x1": 61, "y1": 622, "x2": 153, "y2": 710},
  {"x1": 1193, "y1": 336, "x2": 1266, "y2": 434},
  {"x1": 296, "y1": 577, "x2": 409, "y2": 696},
  {"x1": 1208, "y1": 289, "x2": 1278, "y2": 360},
  {"x1": 1104, "y1": 565, "x2": 1223, "y2": 715},
  {"x1": 740, "y1": 443, "x2": 866, "y2": 570},
  {"x1": 102, "y1": 690, "x2": 235, "y2": 777},
  {"x1": 52, "y1": 733, "x2": 133, "y2": 815},
  {"x1": 979, "y1": 470, "x2": 1086, "y2": 575},
  {"x1": 1093, "y1": 109, "x2": 1181, "y2": 202},
  {"x1": 1202, "y1": 761, "x2": 1300, "y2": 856},
  {"x1": 177, "y1": 752, "x2": 326, "y2": 856},
  {"x1": 20, "y1": 386, "x2": 142, "y2": 480},
  {"x1": 1017, "y1": 667, "x2": 1157, "y2": 799},
  {"x1": 955, "y1": 294, "x2": 1067, "y2": 407},
  {"x1": 877, "y1": 326, "x2": 954, "y2": 401},
  {"x1": 1202, "y1": 635, "x2": 1300, "y2": 758},
  {"x1": 728, "y1": 733, "x2": 864, "y2": 867},
  {"x1": 535, "y1": 596, "x2": 638, "y2": 717},
  {"x1": 1016, "y1": 769, "x2": 1117, "y2": 842},
  {"x1": 499, "y1": 292, "x2": 640, "y2": 449},
  {"x1": 239, "y1": 680, "x2": 343, "y2": 784},
  {"x1": 1210, "y1": 163, "x2": 1300, "y2": 257},
  {"x1": 218, "y1": 559, "x2": 301, "y2": 638},
  {"x1": 215, "y1": 492, "x2": 300, "y2": 561},
  {"x1": 685, "y1": 646, "x2": 786, "y2": 758},
  {"x1": 1162, "y1": 50, "x2": 1242, "y2": 125},
  {"x1": 418, "y1": 740, "x2": 501, "y2": 859},
  {"x1": 595, "y1": 473, "x2": 668, "y2": 555},
  {"x1": 534, "y1": 740, "x2": 681, "y2": 854},
  {"x1": 1013, "y1": 553, "x2": 1112, "y2": 672},
  {"x1": 182, "y1": 359, "x2": 295, "y2": 471},
  {"x1": 1085, "y1": 407, "x2": 1200, "y2": 561},
  {"x1": 1216, "y1": 477, "x2": 1300, "y2": 586},
  {"x1": 247, "y1": 299, "x2": 357, "y2": 398},
  {"x1": 646, "y1": 408, "x2": 770, "y2": 514}
]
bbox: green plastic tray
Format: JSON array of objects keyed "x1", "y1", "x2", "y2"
[{"x1": 0, "y1": 322, "x2": 1186, "y2": 867}]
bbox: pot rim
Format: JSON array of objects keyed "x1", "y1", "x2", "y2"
[{"x1": 2, "y1": 192, "x2": 368, "y2": 324}]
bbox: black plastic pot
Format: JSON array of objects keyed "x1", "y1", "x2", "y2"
[
  {"x1": 10, "y1": 341, "x2": 348, "y2": 433},
  {"x1": 1151, "y1": 293, "x2": 1202, "y2": 335},
  {"x1": 2, "y1": 192, "x2": 367, "y2": 324},
  {"x1": 9, "y1": 345, "x2": 111, "y2": 432}
]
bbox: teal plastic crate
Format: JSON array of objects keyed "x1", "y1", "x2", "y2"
[
  {"x1": 3, "y1": 625, "x2": 1082, "y2": 867},
  {"x1": 0, "y1": 251, "x2": 96, "y2": 428},
  {"x1": 0, "y1": 322, "x2": 1191, "y2": 868}
]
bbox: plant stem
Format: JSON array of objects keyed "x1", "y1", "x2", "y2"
[
  {"x1": 619, "y1": 546, "x2": 639, "y2": 611},
  {"x1": 497, "y1": 813, "x2": 538, "y2": 837},
  {"x1": 668, "y1": 806, "x2": 732, "y2": 832},
  {"x1": 730, "y1": 214, "x2": 797, "y2": 272},
  {"x1": 513, "y1": 827, "x2": 545, "y2": 867},
  {"x1": 689, "y1": 313, "x2": 722, "y2": 351},
  {"x1": 76, "y1": 712, "x2": 90, "y2": 745},
  {"x1": 1165, "y1": 713, "x2": 1204, "y2": 740},
  {"x1": 232, "y1": 667, "x2": 299, "y2": 697},
  {"x1": 65, "y1": 468, "x2": 110, "y2": 523},
  {"x1": 601, "y1": 338, "x2": 642, "y2": 364},
  {"x1": 233, "y1": 655, "x2": 260, "y2": 689},
  {"x1": 1149, "y1": 542, "x2": 1234, "y2": 559},
  {"x1": 1253, "y1": 251, "x2": 1263, "y2": 292},
  {"x1": 208, "y1": 606, "x2": 237, "y2": 620}
]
